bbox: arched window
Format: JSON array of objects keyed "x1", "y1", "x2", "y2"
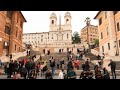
[
  {"x1": 66, "y1": 19, "x2": 69, "y2": 23},
  {"x1": 52, "y1": 20, "x2": 54, "y2": 24}
]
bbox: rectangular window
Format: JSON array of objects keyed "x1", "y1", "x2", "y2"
[
  {"x1": 106, "y1": 27, "x2": 109, "y2": 35},
  {"x1": 67, "y1": 34, "x2": 68, "y2": 38},
  {"x1": 101, "y1": 32, "x2": 103, "y2": 39},
  {"x1": 102, "y1": 46, "x2": 104, "y2": 52},
  {"x1": 105, "y1": 11, "x2": 107, "y2": 19},
  {"x1": 5, "y1": 26, "x2": 11, "y2": 35},
  {"x1": 108, "y1": 43, "x2": 110, "y2": 50},
  {"x1": 15, "y1": 44, "x2": 16, "y2": 51},
  {"x1": 119, "y1": 40, "x2": 120, "y2": 48},
  {"x1": 99, "y1": 17, "x2": 102, "y2": 25},
  {"x1": 117, "y1": 22, "x2": 120, "y2": 31},
  {"x1": 7, "y1": 11, "x2": 13, "y2": 20}
]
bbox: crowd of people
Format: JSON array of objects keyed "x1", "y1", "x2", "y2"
[{"x1": 0, "y1": 48, "x2": 117, "y2": 79}]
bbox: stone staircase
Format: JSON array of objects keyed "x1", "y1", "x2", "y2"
[{"x1": 85, "y1": 52, "x2": 98, "y2": 61}]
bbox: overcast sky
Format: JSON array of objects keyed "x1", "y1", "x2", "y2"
[{"x1": 21, "y1": 11, "x2": 98, "y2": 34}]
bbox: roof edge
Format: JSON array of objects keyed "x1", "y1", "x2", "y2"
[
  {"x1": 19, "y1": 11, "x2": 27, "y2": 22},
  {"x1": 94, "y1": 11, "x2": 101, "y2": 19}
]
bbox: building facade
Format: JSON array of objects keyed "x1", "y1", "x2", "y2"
[
  {"x1": 23, "y1": 12, "x2": 75, "y2": 53},
  {"x1": 0, "y1": 11, "x2": 26, "y2": 56},
  {"x1": 80, "y1": 24, "x2": 98, "y2": 45},
  {"x1": 94, "y1": 11, "x2": 120, "y2": 56}
]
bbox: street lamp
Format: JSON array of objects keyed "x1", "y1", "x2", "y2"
[{"x1": 5, "y1": 41, "x2": 9, "y2": 56}]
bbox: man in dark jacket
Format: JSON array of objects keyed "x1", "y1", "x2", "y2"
[
  {"x1": 85, "y1": 59, "x2": 90, "y2": 71},
  {"x1": 19, "y1": 65, "x2": 27, "y2": 79},
  {"x1": 108, "y1": 59, "x2": 116, "y2": 79},
  {"x1": 9, "y1": 60, "x2": 14, "y2": 78}
]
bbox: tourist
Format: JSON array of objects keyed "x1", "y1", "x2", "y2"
[
  {"x1": 67, "y1": 61, "x2": 73, "y2": 73},
  {"x1": 10, "y1": 54, "x2": 12, "y2": 60},
  {"x1": 88, "y1": 71, "x2": 94, "y2": 79},
  {"x1": 39, "y1": 54, "x2": 42, "y2": 61},
  {"x1": 67, "y1": 68, "x2": 76, "y2": 79},
  {"x1": 102, "y1": 67, "x2": 110, "y2": 79},
  {"x1": 40, "y1": 62, "x2": 45, "y2": 77},
  {"x1": 61, "y1": 58, "x2": 64, "y2": 70},
  {"x1": 9, "y1": 60, "x2": 14, "y2": 78},
  {"x1": 25, "y1": 60, "x2": 31, "y2": 78},
  {"x1": 29, "y1": 70, "x2": 36, "y2": 79},
  {"x1": 56, "y1": 60, "x2": 60, "y2": 69},
  {"x1": 81, "y1": 63, "x2": 85, "y2": 71},
  {"x1": 80, "y1": 71, "x2": 88, "y2": 79},
  {"x1": 45, "y1": 69, "x2": 52, "y2": 79},
  {"x1": 97, "y1": 54, "x2": 100, "y2": 60},
  {"x1": 95, "y1": 68, "x2": 103, "y2": 79},
  {"x1": 43, "y1": 49, "x2": 45, "y2": 54},
  {"x1": 84, "y1": 59, "x2": 90, "y2": 71},
  {"x1": 13, "y1": 60, "x2": 19, "y2": 75},
  {"x1": 16, "y1": 71, "x2": 21, "y2": 79},
  {"x1": 19, "y1": 65, "x2": 27, "y2": 79},
  {"x1": 50, "y1": 60, "x2": 55, "y2": 77},
  {"x1": 58, "y1": 69, "x2": 64, "y2": 79},
  {"x1": 108, "y1": 59, "x2": 116, "y2": 79}
]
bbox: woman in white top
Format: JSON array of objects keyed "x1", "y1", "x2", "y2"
[{"x1": 58, "y1": 70, "x2": 64, "y2": 79}]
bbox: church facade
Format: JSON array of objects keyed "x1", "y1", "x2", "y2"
[{"x1": 23, "y1": 12, "x2": 81, "y2": 53}]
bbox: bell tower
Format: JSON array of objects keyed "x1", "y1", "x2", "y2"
[{"x1": 49, "y1": 12, "x2": 57, "y2": 31}]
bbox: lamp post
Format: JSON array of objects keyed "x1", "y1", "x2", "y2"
[{"x1": 4, "y1": 41, "x2": 9, "y2": 56}]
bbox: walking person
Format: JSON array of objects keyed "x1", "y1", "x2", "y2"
[
  {"x1": 108, "y1": 59, "x2": 116, "y2": 79},
  {"x1": 50, "y1": 60, "x2": 55, "y2": 77},
  {"x1": 85, "y1": 59, "x2": 90, "y2": 71},
  {"x1": 40, "y1": 54, "x2": 42, "y2": 61}
]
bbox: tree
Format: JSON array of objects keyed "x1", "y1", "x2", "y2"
[
  {"x1": 72, "y1": 31, "x2": 81, "y2": 44},
  {"x1": 94, "y1": 39, "x2": 99, "y2": 46}
]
